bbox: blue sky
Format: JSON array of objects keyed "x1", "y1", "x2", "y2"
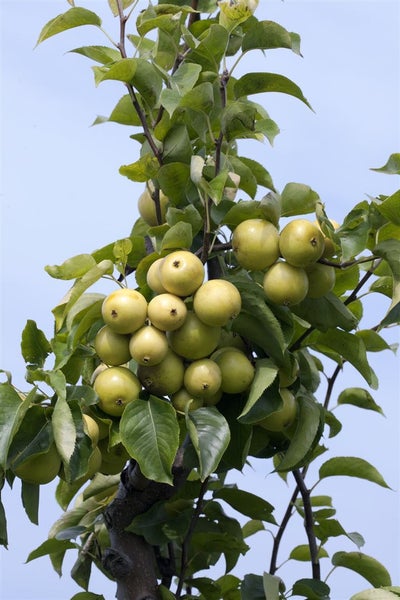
[{"x1": 1, "y1": 1, "x2": 400, "y2": 598}]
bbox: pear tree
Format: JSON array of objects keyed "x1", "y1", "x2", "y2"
[{"x1": 1, "y1": 2, "x2": 400, "y2": 600}]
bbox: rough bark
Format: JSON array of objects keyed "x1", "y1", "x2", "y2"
[{"x1": 103, "y1": 449, "x2": 189, "y2": 600}]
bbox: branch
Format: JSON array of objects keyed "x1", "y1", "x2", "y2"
[
  {"x1": 175, "y1": 477, "x2": 209, "y2": 598},
  {"x1": 292, "y1": 469, "x2": 321, "y2": 580},
  {"x1": 269, "y1": 483, "x2": 299, "y2": 574}
]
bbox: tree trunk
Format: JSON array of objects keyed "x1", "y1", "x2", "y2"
[{"x1": 103, "y1": 449, "x2": 189, "y2": 600}]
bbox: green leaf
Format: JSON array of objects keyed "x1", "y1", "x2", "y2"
[
  {"x1": 280, "y1": 182, "x2": 320, "y2": 216},
  {"x1": 70, "y1": 45, "x2": 120, "y2": 65},
  {"x1": 21, "y1": 481, "x2": 40, "y2": 525},
  {"x1": 0, "y1": 383, "x2": 32, "y2": 470},
  {"x1": 337, "y1": 387, "x2": 383, "y2": 414},
  {"x1": 332, "y1": 552, "x2": 392, "y2": 588},
  {"x1": 241, "y1": 574, "x2": 267, "y2": 600},
  {"x1": 26, "y1": 538, "x2": 76, "y2": 562},
  {"x1": 36, "y1": 7, "x2": 101, "y2": 45},
  {"x1": 120, "y1": 397, "x2": 179, "y2": 485},
  {"x1": 71, "y1": 552, "x2": 92, "y2": 591},
  {"x1": 157, "y1": 162, "x2": 192, "y2": 205},
  {"x1": 180, "y1": 82, "x2": 215, "y2": 113},
  {"x1": 276, "y1": 395, "x2": 323, "y2": 472},
  {"x1": 375, "y1": 189, "x2": 400, "y2": 225},
  {"x1": 170, "y1": 62, "x2": 202, "y2": 95},
  {"x1": 213, "y1": 487, "x2": 275, "y2": 523},
  {"x1": 242, "y1": 20, "x2": 300, "y2": 54},
  {"x1": 108, "y1": 94, "x2": 141, "y2": 126},
  {"x1": 351, "y1": 590, "x2": 400, "y2": 600},
  {"x1": 234, "y1": 72, "x2": 312, "y2": 110},
  {"x1": 186, "y1": 24, "x2": 229, "y2": 72},
  {"x1": 319, "y1": 457, "x2": 390, "y2": 488},
  {"x1": 120, "y1": 154, "x2": 159, "y2": 182},
  {"x1": 52, "y1": 260, "x2": 114, "y2": 331},
  {"x1": 371, "y1": 153, "x2": 400, "y2": 175},
  {"x1": 293, "y1": 292, "x2": 358, "y2": 332},
  {"x1": 239, "y1": 358, "x2": 278, "y2": 419},
  {"x1": 289, "y1": 544, "x2": 329, "y2": 561},
  {"x1": 20, "y1": 320, "x2": 51, "y2": 368},
  {"x1": 292, "y1": 578, "x2": 331, "y2": 600},
  {"x1": 309, "y1": 328, "x2": 378, "y2": 388},
  {"x1": 160, "y1": 222, "x2": 193, "y2": 251},
  {"x1": 186, "y1": 407, "x2": 230, "y2": 481},
  {"x1": 239, "y1": 157, "x2": 275, "y2": 192},
  {"x1": 228, "y1": 156, "x2": 257, "y2": 197},
  {"x1": 107, "y1": 0, "x2": 135, "y2": 17},
  {"x1": 229, "y1": 277, "x2": 289, "y2": 363},
  {"x1": 374, "y1": 239, "x2": 400, "y2": 326},
  {"x1": 45, "y1": 254, "x2": 96, "y2": 280},
  {"x1": 70, "y1": 593, "x2": 105, "y2": 600},
  {"x1": 242, "y1": 520, "x2": 265, "y2": 538},
  {"x1": 263, "y1": 572, "x2": 282, "y2": 600}
]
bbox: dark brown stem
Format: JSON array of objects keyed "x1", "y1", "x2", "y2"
[
  {"x1": 344, "y1": 259, "x2": 381, "y2": 305},
  {"x1": 269, "y1": 483, "x2": 299, "y2": 574},
  {"x1": 175, "y1": 478, "x2": 209, "y2": 598},
  {"x1": 292, "y1": 469, "x2": 320, "y2": 580},
  {"x1": 115, "y1": 0, "x2": 162, "y2": 165}
]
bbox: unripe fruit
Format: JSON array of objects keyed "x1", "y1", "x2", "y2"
[
  {"x1": 102, "y1": 288, "x2": 148, "y2": 334},
  {"x1": 138, "y1": 184, "x2": 169, "y2": 226},
  {"x1": 94, "y1": 366, "x2": 141, "y2": 417},
  {"x1": 184, "y1": 359, "x2": 222, "y2": 399},
  {"x1": 167, "y1": 311, "x2": 221, "y2": 360},
  {"x1": 83, "y1": 414, "x2": 100, "y2": 448},
  {"x1": 232, "y1": 219, "x2": 280, "y2": 271},
  {"x1": 90, "y1": 363, "x2": 109, "y2": 385},
  {"x1": 258, "y1": 388, "x2": 297, "y2": 432},
  {"x1": 263, "y1": 262, "x2": 309, "y2": 306},
  {"x1": 13, "y1": 444, "x2": 61, "y2": 485},
  {"x1": 146, "y1": 258, "x2": 167, "y2": 294},
  {"x1": 147, "y1": 293, "x2": 187, "y2": 331},
  {"x1": 314, "y1": 219, "x2": 340, "y2": 258},
  {"x1": 279, "y1": 219, "x2": 325, "y2": 267},
  {"x1": 129, "y1": 324, "x2": 169, "y2": 366},
  {"x1": 94, "y1": 325, "x2": 131, "y2": 366},
  {"x1": 217, "y1": 330, "x2": 247, "y2": 352},
  {"x1": 171, "y1": 388, "x2": 204, "y2": 413},
  {"x1": 213, "y1": 349, "x2": 254, "y2": 394},
  {"x1": 159, "y1": 250, "x2": 205, "y2": 297},
  {"x1": 193, "y1": 279, "x2": 242, "y2": 327},
  {"x1": 137, "y1": 349, "x2": 185, "y2": 396},
  {"x1": 202, "y1": 389, "x2": 223, "y2": 406},
  {"x1": 305, "y1": 263, "x2": 336, "y2": 298}
]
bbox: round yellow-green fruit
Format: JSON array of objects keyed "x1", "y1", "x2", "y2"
[
  {"x1": 146, "y1": 258, "x2": 167, "y2": 294},
  {"x1": 94, "y1": 325, "x2": 131, "y2": 366},
  {"x1": 137, "y1": 349, "x2": 185, "y2": 396},
  {"x1": 232, "y1": 218, "x2": 280, "y2": 271},
  {"x1": 193, "y1": 279, "x2": 241, "y2": 327},
  {"x1": 83, "y1": 414, "x2": 100, "y2": 448},
  {"x1": 170, "y1": 388, "x2": 204, "y2": 414},
  {"x1": 258, "y1": 389, "x2": 297, "y2": 432},
  {"x1": 183, "y1": 359, "x2": 222, "y2": 399},
  {"x1": 213, "y1": 349, "x2": 254, "y2": 394},
  {"x1": 13, "y1": 443, "x2": 62, "y2": 485},
  {"x1": 101, "y1": 288, "x2": 148, "y2": 334},
  {"x1": 167, "y1": 311, "x2": 221, "y2": 360},
  {"x1": 263, "y1": 261, "x2": 309, "y2": 306},
  {"x1": 305, "y1": 263, "x2": 336, "y2": 298},
  {"x1": 98, "y1": 439, "x2": 130, "y2": 475},
  {"x1": 129, "y1": 324, "x2": 169, "y2": 366},
  {"x1": 138, "y1": 184, "x2": 169, "y2": 226},
  {"x1": 279, "y1": 219, "x2": 325, "y2": 267},
  {"x1": 147, "y1": 293, "x2": 187, "y2": 331},
  {"x1": 159, "y1": 250, "x2": 205, "y2": 297},
  {"x1": 94, "y1": 366, "x2": 141, "y2": 417}
]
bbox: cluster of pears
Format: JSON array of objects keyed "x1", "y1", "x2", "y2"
[
  {"x1": 92, "y1": 250, "x2": 255, "y2": 418},
  {"x1": 232, "y1": 218, "x2": 337, "y2": 306},
  {"x1": 11, "y1": 411, "x2": 125, "y2": 486}
]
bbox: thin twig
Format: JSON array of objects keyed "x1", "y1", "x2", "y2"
[
  {"x1": 292, "y1": 469, "x2": 321, "y2": 580},
  {"x1": 175, "y1": 478, "x2": 209, "y2": 598}
]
